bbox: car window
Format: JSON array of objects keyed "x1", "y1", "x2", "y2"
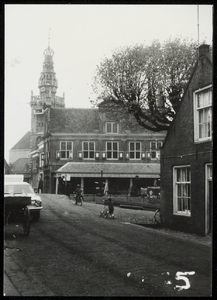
[{"x1": 4, "y1": 184, "x2": 34, "y2": 194}]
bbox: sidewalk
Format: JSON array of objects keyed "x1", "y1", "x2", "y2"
[{"x1": 4, "y1": 273, "x2": 20, "y2": 296}]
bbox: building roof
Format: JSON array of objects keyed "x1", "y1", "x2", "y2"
[
  {"x1": 11, "y1": 131, "x2": 31, "y2": 150},
  {"x1": 49, "y1": 107, "x2": 165, "y2": 136},
  {"x1": 4, "y1": 159, "x2": 12, "y2": 174},
  {"x1": 162, "y1": 44, "x2": 212, "y2": 147},
  {"x1": 49, "y1": 108, "x2": 99, "y2": 133},
  {"x1": 55, "y1": 162, "x2": 160, "y2": 178},
  {"x1": 11, "y1": 158, "x2": 31, "y2": 174}
]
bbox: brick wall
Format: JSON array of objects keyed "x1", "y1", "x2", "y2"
[{"x1": 160, "y1": 50, "x2": 212, "y2": 235}]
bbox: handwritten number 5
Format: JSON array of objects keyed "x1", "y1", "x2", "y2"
[{"x1": 175, "y1": 271, "x2": 195, "y2": 291}]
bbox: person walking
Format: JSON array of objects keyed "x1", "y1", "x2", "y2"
[
  {"x1": 74, "y1": 184, "x2": 82, "y2": 204},
  {"x1": 38, "y1": 175, "x2": 43, "y2": 193},
  {"x1": 107, "y1": 197, "x2": 114, "y2": 216}
]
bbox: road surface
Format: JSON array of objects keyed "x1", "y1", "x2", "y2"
[{"x1": 4, "y1": 194, "x2": 212, "y2": 296}]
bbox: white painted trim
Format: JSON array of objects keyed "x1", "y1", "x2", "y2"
[
  {"x1": 173, "y1": 165, "x2": 191, "y2": 216},
  {"x1": 106, "y1": 141, "x2": 119, "y2": 160},
  {"x1": 193, "y1": 85, "x2": 212, "y2": 143}
]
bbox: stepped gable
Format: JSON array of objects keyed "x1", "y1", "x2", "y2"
[
  {"x1": 11, "y1": 131, "x2": 31, "y2": 150},
  {"x1": 49, "y1": 108, "x2": 99, "y2": 133},
  {"x1": 12, "y1": 157, "x2": 31, "y2": 173}
]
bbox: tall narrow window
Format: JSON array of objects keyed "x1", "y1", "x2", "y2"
[
  {"x1": 150, "y1": 141, "x2": 161, "y2": 160},
  {"x1": 129, "y1": 142, "x2": 141, "y2": 159},
  {"x1": 60, "y1": 142, "x2": 73, "y2": 159},
  {"x1": 194, "y1": 86, "x2": 212, "y2": 142},
  {"x1": 173, "y1": 166, "x2": 191, "y2": 216},
  {"x1": 82, "y1": 142, "x2": 95, "y2": 159},
  {"x1": 106, "y1": 142, "x2": 119, "y2": 159}
]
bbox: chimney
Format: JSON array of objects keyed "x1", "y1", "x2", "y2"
[{"x1": 198, "y1": 44, "x2": 210, "y2": 58}]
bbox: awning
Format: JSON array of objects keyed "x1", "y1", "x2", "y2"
[{"x1": 54, "y1": 162, "x2": 160, "y2": 178}]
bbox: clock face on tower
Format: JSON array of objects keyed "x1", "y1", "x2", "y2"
[{"x1": 41, "y1": 87, "x2": 45, "y2": 92}]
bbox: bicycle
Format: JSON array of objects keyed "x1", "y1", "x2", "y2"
[
  {"x1": 70, "y1": 194, "x2": 84, "y2": 206},
  {"x1": 153, "y1": 208, "x2": 161, "y2": 224},
  {"x1": 100, "y1": 201, "x2": 114, "y2": 219}
]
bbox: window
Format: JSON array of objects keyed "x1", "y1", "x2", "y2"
[
  {"x1": 173, "y1": 166, "x2": 191, "y2": 216},
  {"x1": 150, "y1": 141, "x2": 162, "y2": 160},
  {"x1": 39, "y1": 152, "x2": 44, "y2": 167},
  {"x1": 129, "y1": 142, "x2": 141, "y2": 159},
  {"x1": 60, "y1": 142, "x2": 73, "y2": 159},
  {"x1": 106, "y1": 122, "x2": 119, "y2": 133},
  {"x1": 106, "y1": 142, "x2": 119, "y2": 159},
  {"x1": 194, "y1": 86, "x2": 212, "y2": 142},
  {"x1": 82, "y1": 141, "x2": 95, "y2": 159}
]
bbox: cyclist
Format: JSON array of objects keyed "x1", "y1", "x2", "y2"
[{"x1": 74, "y1": 184, "x2": 82, "y2": 205}]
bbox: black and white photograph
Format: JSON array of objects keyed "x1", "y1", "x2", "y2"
[{"x1": 4, "y1": 4, "x2": 213, "y2": 297}]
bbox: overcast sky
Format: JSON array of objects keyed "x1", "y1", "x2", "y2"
[{"x1": 5, "y1": 4, "x2": 213, "y2": 161}]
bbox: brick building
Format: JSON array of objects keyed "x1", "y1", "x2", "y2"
[
  {"x1": 39, "y1": 104, "x2": 165, "y2": 194},
  {"x1": 160, "y1": 44, "x2": 212, "y2": 236},
  {"x1": 28, "y1": 42, "x2": 166, "y2": 194}
]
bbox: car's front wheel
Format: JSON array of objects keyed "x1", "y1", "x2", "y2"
[{"x1": 32, "y1": 212, "x2": 40, "y2": 221}]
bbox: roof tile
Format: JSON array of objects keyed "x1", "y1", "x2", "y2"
[
  {"x1": 50, "y1": 108, "x2": 99, "y2": 133},
  {"x1": 11, "y1": 131, "x2": 31, "y2": 150}
]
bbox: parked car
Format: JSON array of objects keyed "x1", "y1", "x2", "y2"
[{"x1": 4, "y1": 181, "x2": 43, "y2": 221}]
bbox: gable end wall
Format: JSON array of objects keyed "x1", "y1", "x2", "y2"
[{"x1": 160, "y1": 55, "x2": 212, "y2": 235}]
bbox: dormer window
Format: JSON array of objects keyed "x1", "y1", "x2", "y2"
[{"x1": 106, "y1": 122, "x2": 119, "y2": 133}]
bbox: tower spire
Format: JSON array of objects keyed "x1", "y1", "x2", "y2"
[{"x1": 48, "y1": 28, "x2": 51, "y2": 48}]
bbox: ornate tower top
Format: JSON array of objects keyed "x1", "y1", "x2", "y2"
[
  {"x1": 30, "y1": 34, "x2": 65, "y2": 110},
  {"x1": 43, "y1": 29, "x2": 54, "y2": 58}
]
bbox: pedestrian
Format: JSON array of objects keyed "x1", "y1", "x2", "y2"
[
  {"x1": 107, "y1": 197, "x2": 114, "y2": 216},
  {"x1": 134, "y1": 175, "x2": 141, "y2": 196},
  {"x1": 58, "y1": 176, "x2": 64, "y2": 194},
  {"x1": 74, "y1": 184, "x2": 82, "y2": 204},
  {"x1": 38, "y1": 175, "x2": 43, "y2": 193}
]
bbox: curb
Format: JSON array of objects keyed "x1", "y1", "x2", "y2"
[
  {"x1": 4, "y1": 272, "x2": 20, "y2": 296},
  {"x1": 4, "y1": 249, "x2": 55, "y2": 296}
]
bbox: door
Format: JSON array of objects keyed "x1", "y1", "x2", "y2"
[{"x1": 205, "y1": 164, "x2": 212, "y2": 235}]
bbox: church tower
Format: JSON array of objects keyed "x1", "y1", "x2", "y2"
[
  {"x1": 29, "y1": 37, "x2": 65, "y2": 188},
  {"x1": 30, "y1": 40, "x2": 65, "y2": 151}
]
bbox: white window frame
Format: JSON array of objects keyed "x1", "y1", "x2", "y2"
[
  {"x1": 106, "y1": 141, "x2": 119, "y2": 160},
  {"x1": 150, "y1": 141, "x2": 162, "y2": 160},
  {"x1": 82, "y1": 141, "x2": 95, "y2": 160},
  {"x1": 39, "y1": 152, "x2": 44, "y2": 167},
  {"x1": 60, "y1": 141, "x2": 73, "y2": 160},
  {"x1": 173, "y1": 166, "x2": 191, "y2": 217},
  {"x1": 105, "y1": 122, "x2": 119, "y2": 134},
  {"x1": 193, "y1": 85, "x2": 212, "y2": 143},
  {"x1": 129, "y1": 142, "x2": 141, "y2": 160}
]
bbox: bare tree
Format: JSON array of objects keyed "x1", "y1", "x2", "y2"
[{"x1": 92, "y1": 38, "x2": 197, "y2": 131}]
